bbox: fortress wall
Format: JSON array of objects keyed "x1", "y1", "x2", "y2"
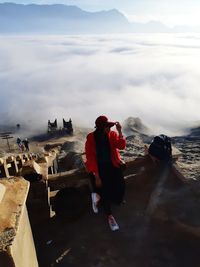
[
  {"x1": 0, "y1": 152, "x2": 57, "y2": 179},
  {"x1": 10, "y1": 207, "x2": 38, "y2": 267},
  {"x1": 0, "y1": 177, "x2": 38, "y2": 267}
]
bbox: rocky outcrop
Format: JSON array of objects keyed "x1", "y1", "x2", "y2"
[{"x1": 123, "y1": 117, "x2": 152, "y2": 137}]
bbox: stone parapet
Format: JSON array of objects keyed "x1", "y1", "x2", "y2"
[{"x1": 0, "y1": 177, "x2": 38, "y2": 267}]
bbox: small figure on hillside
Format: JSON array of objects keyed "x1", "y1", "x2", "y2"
[
  {"x1": 16, "y1": 137, "x2": 24, "y2": 152},
  {"x1": 22, "y1": 138, "x2": 30, "y2": 151},
  {"x1": 85, "y1": 115, "x2": 126, "y2": 231}
]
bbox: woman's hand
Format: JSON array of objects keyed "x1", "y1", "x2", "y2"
[
  {"x1": 115, "y1": 121, "x2": 122, "y2": 132},
  {"x1": 115, "y1": 122, "x2": 123, "y2": 137}
]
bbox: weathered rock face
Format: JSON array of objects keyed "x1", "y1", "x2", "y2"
[
  {"x1": 56, "y1": 141, "x2": 85, "y2": 172},
  {"x1": 172, "y1": 136, "x2": 200, "y2": 180},
  {"x1": 57, "y1": 151, "x2": 84, "y2": 172},
  {"x1": 123, "y1": 117, "x2": 152, "y2": 136},
  {"x1": 121, "y1": 134, "x2": 146, "y2": 160}
]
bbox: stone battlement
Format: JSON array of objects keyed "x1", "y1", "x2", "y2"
[
  {"x1": 0, "y1": 177, "x2": 38, "y2": 267},
  {"x1": 0, "y1": 151, "x2": 58, "y2": 179}
]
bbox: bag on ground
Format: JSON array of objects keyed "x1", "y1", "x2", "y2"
[{"x1": 148, "y1": 134, "x2": 172, "y2": 162}]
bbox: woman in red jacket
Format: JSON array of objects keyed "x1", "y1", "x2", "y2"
[{"x1": 85, "y1": 115, "x2": 126, "y2": 231}]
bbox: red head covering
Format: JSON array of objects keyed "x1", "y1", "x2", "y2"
[{"x1": 95, "y1": 115, "x2": 115, "y2": 129}]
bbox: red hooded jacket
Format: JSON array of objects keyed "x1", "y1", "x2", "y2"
[{"x1": 85, "y1": 130, "x2": 126, "y2": 175}]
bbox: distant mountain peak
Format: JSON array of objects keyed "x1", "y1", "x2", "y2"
[
  {"x1": 0, "y1": 2, "x2": 130, "y2": 33},
  {"x1": 1, "y1": 2, "x2": 199, "y2": 33}
]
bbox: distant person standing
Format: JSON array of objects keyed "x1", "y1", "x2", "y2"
[
  {"x1": 16, "y1": 137, "x2": 24, "y2": 152},
  {"x1": 85, "y1": 115, "x2": 126, "y2": 231},
  {"x1": 22, "y1": 138, "x2": 30, "y2": 151}
]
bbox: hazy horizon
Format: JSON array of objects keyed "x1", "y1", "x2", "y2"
[
  {"x1": 1, "y1": 0, "x2": 200, "y2": 27},
  {"x1": 0, "y1": 33, "x2": 200, "y2": 136}
]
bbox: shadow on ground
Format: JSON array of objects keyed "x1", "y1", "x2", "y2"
[{"x1": 28, "y1": 168, "x2": 200, "y2": 267}]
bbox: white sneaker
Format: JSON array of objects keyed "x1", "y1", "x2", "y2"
[
  {"x1": 108, "y1": 215, "x2": 119, "y2": 231},
  {"x1": 91, "y1": 193, "x2": 99, "y2": 213}
]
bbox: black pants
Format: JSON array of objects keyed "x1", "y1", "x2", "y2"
[{"x1": 90, "y1": 162, "x2": 125, "y2": 215}]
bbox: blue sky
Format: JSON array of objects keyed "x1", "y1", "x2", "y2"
[{"x1": 1, "y1": 0, "x2": 200, "y2": 26}]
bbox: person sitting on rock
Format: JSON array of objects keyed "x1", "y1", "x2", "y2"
[{"x1": 85, "y1": 115, "x2": 126, "y2": 231}]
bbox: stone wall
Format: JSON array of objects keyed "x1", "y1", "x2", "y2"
[{"x1": 0, "y1": 177, "x2": 38, "y2": 267}]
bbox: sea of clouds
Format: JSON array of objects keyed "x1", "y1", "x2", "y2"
[{"x1": 0, "y1": 33, "x2": 200, "y2": 135}]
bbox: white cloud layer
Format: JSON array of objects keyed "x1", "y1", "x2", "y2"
[{"x1": 0, "y1": 33, "x2": 200, "y2": 135}]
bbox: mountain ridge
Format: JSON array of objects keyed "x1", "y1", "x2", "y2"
[
  {"x1": 0, "y1": 2, "x2": 131, "y2": 33},
  {"x1": 1, "y1": 3, "x2": 200, "y2": 34}
]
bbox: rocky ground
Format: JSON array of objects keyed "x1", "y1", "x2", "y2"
[
  {"x1": 172, "y1": 136, "x2": 200, "y2": 180},
  {"x1": 0, "y1": 118, "x2": 199, "y2": 181}
]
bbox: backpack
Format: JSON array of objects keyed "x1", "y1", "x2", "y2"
[{"x1": 148, "y1": 134, "x2": 172, "y2": 161}]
